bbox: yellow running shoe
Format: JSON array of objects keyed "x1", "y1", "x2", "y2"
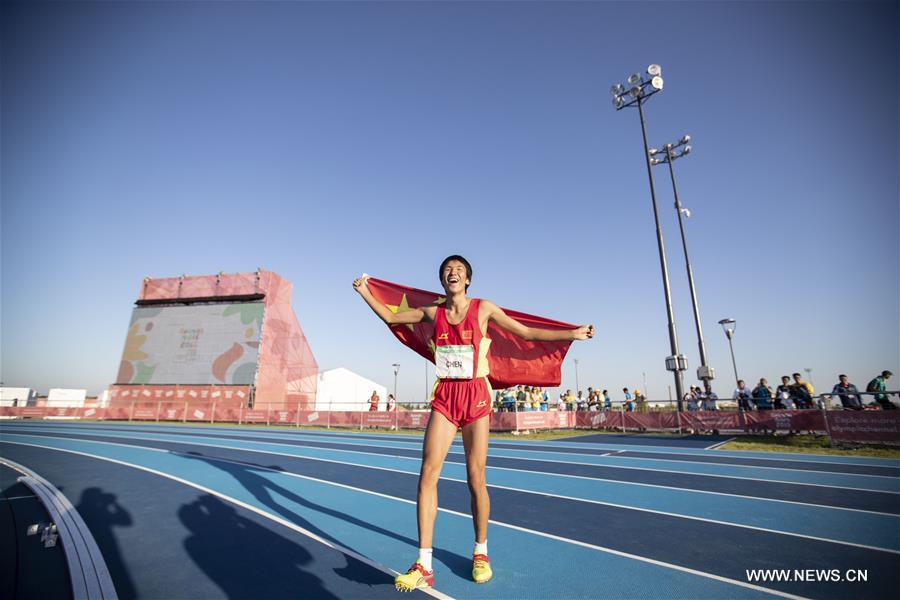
[
  {"x1": 394, "y1": 562, "x2": 434, "y2": 592},
  {"x1": 472, "y1": 553, "x2": 492, "y2": 584}
]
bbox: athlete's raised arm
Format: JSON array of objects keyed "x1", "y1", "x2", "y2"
[
  {"x1": 481, "y1": 299, "x2": 594, "y2": 341},
  {"x1": 353, "y1": 275, "x2": 436, "y2": 325}
]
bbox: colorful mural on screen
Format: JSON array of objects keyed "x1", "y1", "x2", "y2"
[{"x1": 115, "y1": 302, "x2": 263, "y2": 385}]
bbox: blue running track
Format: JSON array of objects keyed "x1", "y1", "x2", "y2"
[{"x1": 1, "y1": 421, "x2": 898, "y2": 599}]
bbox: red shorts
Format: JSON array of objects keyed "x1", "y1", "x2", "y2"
[{"x1": 431, "y1": 377, "x2": 492, "y2": 429}]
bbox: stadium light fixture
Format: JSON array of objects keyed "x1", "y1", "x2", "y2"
[
  {"x1": 392, "y1": 363, "x2": 400, "y2": 405},
  {"x1": 610, "y1": 63, "x2": 686, "y2": 410},
  {"x1": 652, "y1": 136, "x2": 714, "y2": 393},
  {"x1": 718, "y1": 318, "x2": 741, "y2": 393}
]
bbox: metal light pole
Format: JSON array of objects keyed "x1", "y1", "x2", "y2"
[
  {"x1": 392, "y1": 363, "x2": 400, "y2": 406},
  {"x1": 612, "y1": 65, "x2": 687, "y2": 410},
  {"x1": 650, "y1": 136, "x2": 715, "y2": 394},
  {"x1": 574, "y1": 359, "x2": 580, "y2": 395},
  {"x1": 718, "y1": 318, "x2": 740, "y2": 391}
]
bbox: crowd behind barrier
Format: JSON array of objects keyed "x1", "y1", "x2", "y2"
[{"x1": 2, "y1": 392, "x2": 899, "y2": 444}]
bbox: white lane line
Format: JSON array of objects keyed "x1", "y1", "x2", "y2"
[
  {"x1": 109, "y1": 428, "x2": 894, "y2": 492},
  {"x1": 11, "y1": 422, "x2": 898, "y2": 470},
  {"x1": 9, "y1": 423, "x2": 900, "y2": 492},
  {"x1": 6, "y1": 431, "x2": 899, "y2": 554},
  {"x1": 0, "y1": 438, "x2": 809, "y2": 600},
  {"x1": 0, "y1": 439, "x2": 453, "y2": 600},
  {"x1": 705, "y1": 438, "x2": 736, "y2": 450},
  {"x1": 9, "y1": 428, "x2": 900, "y2": 517},
  {"x1": 175, "y1": 427, "x2": 899, "y2": 479}
]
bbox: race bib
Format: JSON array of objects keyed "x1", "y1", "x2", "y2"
[{"x1": 435, "y1": 344, "x2": 475, "y2": 379}]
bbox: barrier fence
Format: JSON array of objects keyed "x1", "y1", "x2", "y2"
[{"x1": 2, "y1": 394, "x2": 898, "y2": 444}]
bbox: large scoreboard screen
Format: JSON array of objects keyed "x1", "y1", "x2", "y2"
[{"x1": 115, "y1": 302, "x2": 264, "y2": 385}]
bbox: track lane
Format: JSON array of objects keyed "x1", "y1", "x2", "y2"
[
  {"x1": 0, "y1": 442, "x2": 410, "y2": 599},
  {"x1": 1, "y1": 437, "x2": 777, "y2": 600},
  {"x1": 5, "y1": 432, "x2": 898, "y2": 599},
  {"x1": 6, "y1": 427, "x2": 899, "y2": 551},
  {"x1": 9, "y1": 424, "x2": 898, "y2": 515},
  {"x1": 6, "y1": 423, "x2": 896, "y2": 490}
]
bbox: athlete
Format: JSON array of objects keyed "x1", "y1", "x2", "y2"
[{"x1": 353, "y1": 255, "x2": 594, "y2": 592}]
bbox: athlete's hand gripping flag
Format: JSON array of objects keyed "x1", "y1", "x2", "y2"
[{"x1": 362, "y1": 276, "x2": 578, "y2": 389}]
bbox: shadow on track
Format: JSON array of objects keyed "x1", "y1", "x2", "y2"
[
  {"x1": 179, "y1": 494, "x2": 340, "y2": 599},
  {"x1": 178, "y1": 451, "x2": 471, "y2": 585},
  {"x1": 75, "y1": 488, "x2": 137, "y2": 599}
]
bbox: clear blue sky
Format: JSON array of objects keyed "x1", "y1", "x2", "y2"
[{"x1": 2, "y1": 1, "x2": 897, "y2": 401}]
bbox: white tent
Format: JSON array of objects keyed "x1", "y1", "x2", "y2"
[
  {"x1": 0, "y1": 387, "x2": 37, "y2": 407},
  {"x1": 315, "y1": 368, "x2": 388, "y2": 412},
  {"x1": 47, "y1": 388, "x2": 87, "y2": 408}
]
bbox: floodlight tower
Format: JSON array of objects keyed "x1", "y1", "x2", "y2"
[
  {"x1": 649, "y1": 136, "x2": 715, "y2": 394},
  {"x1": 611, "y1": 64, "x2": 687, "y2": 411},
  {"x1": 392, "y1": 363, "x2": 400, "y2": 405}
]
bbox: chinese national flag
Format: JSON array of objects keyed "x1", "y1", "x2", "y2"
[{"x1": 365, "y1": 277, "x2": 577, "y2": 389}]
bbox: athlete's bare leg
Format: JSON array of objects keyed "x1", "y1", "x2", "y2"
[
  {"x1": 417, "y1": 410, "x2": 458, "y2": 549},
  {"x1": 461, "y1": 414, "x2": 490, "y2": 544}
]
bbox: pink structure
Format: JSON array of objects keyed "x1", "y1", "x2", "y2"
[{"x1": 108, "y1": 269, "x2": 317, "y2": 410}]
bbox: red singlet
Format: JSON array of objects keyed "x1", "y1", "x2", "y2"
[{"x1": 430, "y1": 298, "x2": 493, "y2": 428}]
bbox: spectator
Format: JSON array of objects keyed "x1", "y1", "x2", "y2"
[
  {"x1": 622, "y1": 388, "x2": 632, "y2": 412},
  {"x1": 369, "y1": 390, "x2": 380, "y2": 411},
  {"x1": 830, "y1": 375, "x2": 862, "y2": 410},
  {"x1": 702, "y1": 389, "x2": 718, "y2": 411},
  {"x1": 751, "y1": 378, "x2": 773, "y2": 410},
  {"x1": 775, "y1": 376, "x2": 794, "y2": 410},
  {"x1": 516, "y1": 385, "x2": 527, "y2": 412},
  {"x1": 634, "y1": 389, "x2": 647, "y2": 413},
  {"x1": 602, "y1": 389, "x2": 612, "y2": 411},
  {"x1": 791, "y1": 373, "x2": 815, "y2": 409},
  {"x1": 733, "y1": 380, "x2": 753, "y2": 411},
  {"x1": 556, "y1": 394, "x2": 566, "y2": 411},
  {"x1": 387, "y1": 393, "x2": 396, "y2": 412},
  {"x1": 574, "y1": 391, "x2": 585, "y2": 411},
  {"x1": 540, "y1": 387, "x2": 549, "y2": 411},
  {"x1": 565, "y1": 389, "x2": 577, "y2": 411},
  {"x1": 686, "y1": 387, "x2": 699, "y2": 412},
  {"x1": 866, "y1": 370, "x2": 895, "y2": 410}
]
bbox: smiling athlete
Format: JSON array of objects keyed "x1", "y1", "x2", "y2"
[{"x1": 353, "y1": 255, "x2": 594, "y2": 592}]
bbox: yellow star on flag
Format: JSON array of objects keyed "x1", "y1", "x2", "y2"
[{"x1": 386, "y1": 294, "x2": 417, "y2": 332}]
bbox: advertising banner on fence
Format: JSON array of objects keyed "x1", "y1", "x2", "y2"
[
  {"x1": 397, "y1": 411, "x2": 430, "y2": 429},
  {"x1": 826, "y1": 411, "x2": 900, "y2": 443}
]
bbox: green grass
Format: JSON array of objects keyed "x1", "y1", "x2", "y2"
[{"x1": 719, "y1": 435, "x2": 900, "y2": 458}]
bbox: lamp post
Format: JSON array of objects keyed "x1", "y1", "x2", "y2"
[
  {"x1": 718, "y1": 319, "x2": 740, "y2": 391},
  {"x1": 649, "y1": 136, "x2": 715, "y2": 394},
  {"x1": 392, "y1": 363, "x2": 400, "y2": 406},
  {"x1": 574, "y1": 359, "x2": 580, "y2": 395},
  {"x1": 612, "y1": 64, "x2": 687, "y2": 410}
]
